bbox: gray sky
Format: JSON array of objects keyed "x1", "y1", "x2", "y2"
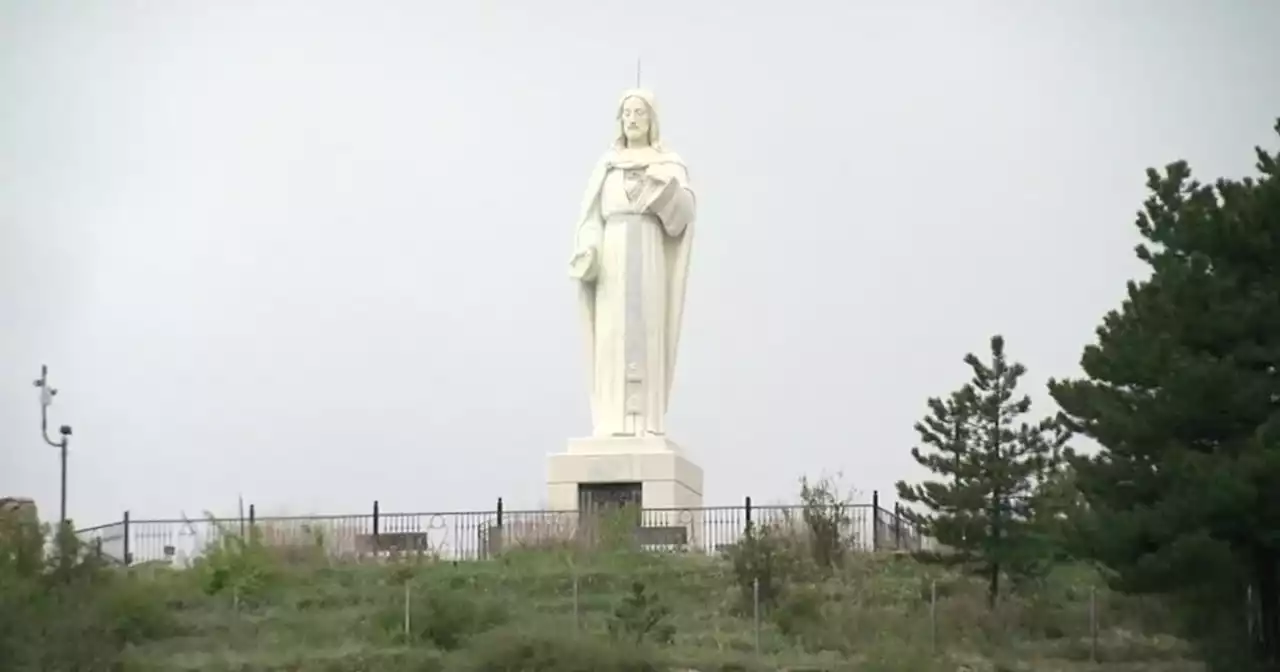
[{"x1": 2, "y1": 1, "x2": 1277, "y2": 525}]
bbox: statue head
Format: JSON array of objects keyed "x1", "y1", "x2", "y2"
[{"x1": 614, "y1": 88, "x2": 663, "y2": 151}]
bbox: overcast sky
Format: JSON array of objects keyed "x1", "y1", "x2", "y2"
[{"x1": 2, "y1": 1, "x2": 1277, "y2": 527}]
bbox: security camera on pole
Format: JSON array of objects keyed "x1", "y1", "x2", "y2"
[{"x1": 33, "y1": 364, "x2": 73, "y2": 528}]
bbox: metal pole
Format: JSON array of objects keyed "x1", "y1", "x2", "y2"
[
  {"x1": 59, "y1": 438, "x2": 68, "y2": 526},
  {"x1": 403, "y1": 581, "x2": 412, "y2": 641},
  {"x1": 573, "y1": 572, "x2": 580, "y2": 631},
  {"x1": 122, "y1": 510, "x2": 132, "y2": 566},
  {"x1": 34, "y1": 364, "x2": 72, "y2": 528},
  {"x1": 753, "y1": 576, "x2": 761, "y2": 654},
  {"x1": 872, "y1": 490, "x2": 880, "y2": 550}
]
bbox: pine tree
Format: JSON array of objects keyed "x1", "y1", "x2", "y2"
[
  {"x1": 1028, "y1": 457, "x2": 1086, "y2": 562},
  {"x1": 1049, "y1": 120, "x2": 1280, "y2": 670},
  {"x1": 897, "y1": 335, "x2": 1066, "y2": 605},
  {"x1": 896, "y1": 390, "x2": 982, "y2": 553}
]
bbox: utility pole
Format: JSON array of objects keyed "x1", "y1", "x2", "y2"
[{"x1": 33, "y1": 364, "x2": 73, "y2": 527}]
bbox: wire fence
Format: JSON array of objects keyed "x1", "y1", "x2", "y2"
[
  {"x1": 75, "y1": 492, "x2": 930, "y2": 566},
  {"x1": 158, "y1": 563, "x2": 1166, "y2": 669}
]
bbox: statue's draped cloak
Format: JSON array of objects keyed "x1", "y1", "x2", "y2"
[{"x1": 573, "y1": 150, "x2": 695, "y2": 436}]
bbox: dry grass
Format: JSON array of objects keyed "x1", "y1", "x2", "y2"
[
  {"x1": 108, "y1": 532, "x2": 1200, "y2": 671},
  {"x1": 494, "y1": 512, "x2": 581, "y2": 552}
]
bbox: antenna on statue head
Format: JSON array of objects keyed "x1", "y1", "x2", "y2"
[{"x1": 635, "y1": 57, "x2": 642, "y2": 88}]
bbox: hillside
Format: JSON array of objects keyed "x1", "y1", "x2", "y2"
[{"x1": 89, "y1": 534, "x2": 1199, "y2": 671}]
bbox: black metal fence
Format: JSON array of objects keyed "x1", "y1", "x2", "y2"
[{"x1": 75, "y1": 491, "x2": 927, "y2": 566}]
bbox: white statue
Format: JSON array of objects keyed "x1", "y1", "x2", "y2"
[{"x1": 569, "y1": 89, "x2": 697, "y2": 438}]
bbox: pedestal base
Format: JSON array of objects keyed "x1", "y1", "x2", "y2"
[{"x1": 545, "y1": 436, "x2": 704, "y2": 512}]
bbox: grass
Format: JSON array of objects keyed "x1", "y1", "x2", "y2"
[
  {"x1": 102, "y1": 537, "x2": 1200, "y2": 672},
  {"x1": 5, "y1": 504, "x2": 1202, "y2": 671}
]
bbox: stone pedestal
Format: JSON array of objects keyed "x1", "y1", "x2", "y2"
[
  {"x1": 546, "y1": 436, "x2": 703, "y2": 512},
  {"x1": 546, "y1": 436, "x2": 704, "y2": 549}
]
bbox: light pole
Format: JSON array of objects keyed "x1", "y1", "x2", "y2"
[{"x1": 33, "y1": 364, "x2": 73, "y2": 527}]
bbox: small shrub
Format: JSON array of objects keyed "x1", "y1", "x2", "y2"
[
  {"x1": 193, "y1": 522, "x2": 281, "y2": 605},
  {"x1": 724, "y1": 520, "x2": 803, "y2": 612},
  {"x1": 607, "y1": 580, "x2": 675, "y2": 645},
  {"x1": 379, "y1": 579, "x2": 510, "y2": 650},
  {"x1": 799, "y1": 474, "x2": 857, "y2": 571},
  {"x1": 771, "y1": 581, "x2": 826, "y2": 639},
  {"x1": 95, "y1": 571, "x2": 185, "y2": 643}
]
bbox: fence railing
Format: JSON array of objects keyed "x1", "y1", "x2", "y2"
[{"x1": 74, "y1": 491, "x2": 928, "y2": 566}]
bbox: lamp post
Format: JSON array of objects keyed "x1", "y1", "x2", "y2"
[{"x1": 33, "y1": 364, "x2": 72, "y2": 527}]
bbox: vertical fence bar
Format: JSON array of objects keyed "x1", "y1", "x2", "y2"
[
  {"x1": 871, "y1": 490, "x2": 880, "y2": 550},
  {"x1": 744, "y1": 496, "x2": 753, "y2": 536},
  {"x1": 494, "y1": 498, "x2": 505, "y2": 559},
  {"x1": 372, "y1": 500, "x2": 381, "y2": 554},
  {"x1": 122, "y1": 510, "x2": 131, "y2": 566},
  {"x1": 248, "y1": 504, "x2": 256, "y2": 528}
]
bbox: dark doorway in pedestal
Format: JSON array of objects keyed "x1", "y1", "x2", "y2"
[
  {"x1": 575, "y1": 482, "x2": 688, "y2": 549},
  {"x1": 578, "y1": 482, "x2": 642, "y2": 526},
  {"x1": 578, "y1": 478, "x2": 640, "y2": 542}
]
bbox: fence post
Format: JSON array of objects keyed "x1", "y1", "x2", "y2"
[
  {"x1": 871, "y1": 490, "x2": 880, "y2": 550},
  {"x1": 744, "y1": 496, "x2": 753, "y2": 535},
  {"x1": 752, "y1": 576, "x2": 761, "y2": 654},
  {"x1": 372, "y1": 500, "x2": 381, "y2": 548},
  {"x1": 572, "y1": 570, "x2": 580, "y2": 631},
  {"x1": 248, "y1": 504, "x2": 256, "y2": 528},
  {"x1": 122, "y1": 510, "x2": 131, "y2": 566},
  {"x1": 895, "y1": 502, "x2": 904, "y2": 548},
  {"x1": 496, "y1": 497, "x2": 504, "y2": 527},
  {"x1": 403, "y1": 581, "x2": 412, "y2": 641}
]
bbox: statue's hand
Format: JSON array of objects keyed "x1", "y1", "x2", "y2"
[
  {"x1": 643, "y1": 170, "x2": 672, "y2": 194},
  {"x1": 568, "y1": 246, "x2": 599, "y2": 282},
  {"x1": 644, "y1": 176, "x2": 680, "y2": 216}
]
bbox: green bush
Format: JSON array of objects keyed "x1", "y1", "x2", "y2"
[
  {"x1": 725, "y1": 476, "x2": 864, "y2": 619},
  {"x1": 0, "y1": 517, "x2": 178, "y2": 670},
  {"x1": 724, "y1": 521, "x2": 804, "y2": 614},
  {"x1": 770, "y1": 580, "x2": 826, "y2": 640},
  {"x1": 607, "y1": 580, "x2": 674, "y2": 645},
  {"x1": 193, "y1": 522, "x2": 284, "y2": 605},
  {"x1": 376, "y1": 575, "x2": 510, "y2": 650}
]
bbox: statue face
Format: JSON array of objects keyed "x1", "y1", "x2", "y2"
[{"x1": 620, "y1": 96, "x2": 651, "y2": 146}]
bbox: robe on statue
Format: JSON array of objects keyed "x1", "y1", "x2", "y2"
[{"x1": 571, "y1": 150, "x2": 696, "y2": 437}]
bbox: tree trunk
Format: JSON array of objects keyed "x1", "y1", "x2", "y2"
[{"x1": 988, "y1": 479, "x2": 1002, "y2": 608}]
